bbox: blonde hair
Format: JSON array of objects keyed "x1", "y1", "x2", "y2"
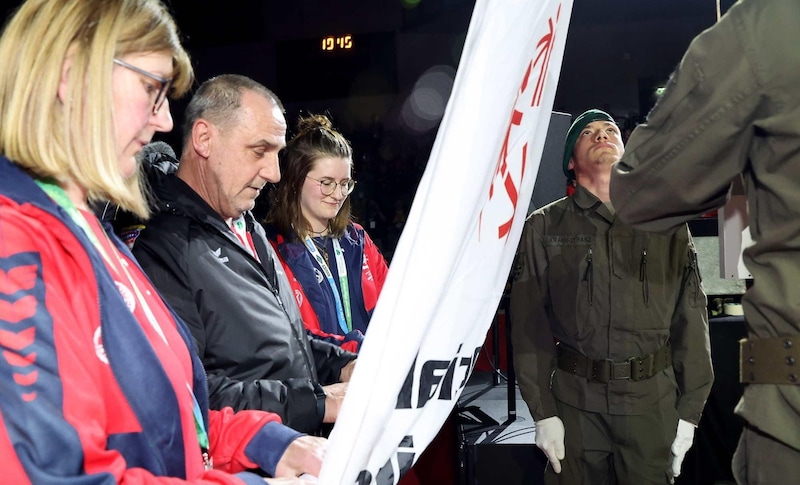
[{"x1": 0, "y1": 0, "x2": 193, "y2": 218}]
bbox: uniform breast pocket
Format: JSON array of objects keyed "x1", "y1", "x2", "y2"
[
  {"x1": 543, "y1": 235, "x2": 594, "y2": 306},
  {"x1": 611, "y1": 228, "x2": 681, "y2": 310}
]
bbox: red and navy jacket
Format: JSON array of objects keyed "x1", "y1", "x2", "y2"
[
  {"x1": 265, "y1": 223, "x2": 389, "y2": 354},
  {"x1": 0, "y1": 156, "x2": 300, "y2": 484}
]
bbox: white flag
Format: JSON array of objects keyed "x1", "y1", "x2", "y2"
[{"x1": 319, "y1": 1, "x2": 573, "y2": 483}]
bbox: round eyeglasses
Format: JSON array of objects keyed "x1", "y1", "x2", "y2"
[
  {"x1": 113, "y1": 58, "x2": 172, "y2": 115},
  {"x1": 306, "y1": 176, "x2": 357, "y2": 196}
]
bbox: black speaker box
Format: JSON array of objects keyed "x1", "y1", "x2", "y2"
[{"x1": 456, "y1": 372, "x2": 547, "y2": 485}]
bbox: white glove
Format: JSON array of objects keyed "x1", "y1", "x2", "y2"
[
  {"x1": 669, "y1": 419, "x2": 696, "y2": 479},
  {"x1": 535, "y1": 416, "x2": 565, "y2": 474}
]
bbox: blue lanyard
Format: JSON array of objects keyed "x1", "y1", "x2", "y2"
[{"x1": 303, "y1": 236, "x2": 352, "y2": 333}]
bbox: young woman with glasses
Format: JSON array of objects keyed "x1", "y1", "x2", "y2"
[{"x1": 264, "y1": 114, "x2": 389, "y2": 353}]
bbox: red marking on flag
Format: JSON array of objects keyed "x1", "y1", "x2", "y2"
[{"x1": 483, "y1": 3, "x2": 565, "y2": 241}]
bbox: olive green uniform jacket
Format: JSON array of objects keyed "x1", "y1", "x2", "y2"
[
  {"x1": 609, "y1": 0, "x2": 800, "y2": 451},
  {"x1": 510, "y1": 185, "x2": 713, "y2": 424}
]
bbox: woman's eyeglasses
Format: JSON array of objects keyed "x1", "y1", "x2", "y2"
[
  {"x1": 113, "y1": 58, "x2": 172, "y2": 115},
  {"x1": 306, "y1": 176, "x2": 357, "y2": 196}
]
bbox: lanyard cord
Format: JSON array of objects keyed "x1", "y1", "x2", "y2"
[
  {"x1": 230, "y1": 216, "x2": 260, "y2": 262},
  {"x1": 303, "y1": 235, "x2": 352, "y2": 333},
  {"x1": 35, "y1": 180, "x2": 168, "y2": 343},
  {"x1": 34, "y1": 179, "x2": 212, "y2": 469}
]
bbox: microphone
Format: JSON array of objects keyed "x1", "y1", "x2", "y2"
[{"x1": 137, "y1": 140, "x2": 177, "y2": 165}]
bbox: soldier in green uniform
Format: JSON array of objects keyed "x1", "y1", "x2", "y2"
[
  {"x1": 609, "y1": 1, "x2": 800, "y2": 483},
  {"x1": 511, "y1": 109, "x2": 714, "y2": 484}
]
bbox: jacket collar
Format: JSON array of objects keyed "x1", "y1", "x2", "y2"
[
  {"x1": 572, "y1": 184, "x2": 616, "y2": 223},
  {"x1": 0, "y1": 156, "x2": 62, "y2": 213}
]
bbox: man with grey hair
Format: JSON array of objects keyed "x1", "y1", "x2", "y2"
[{"x1": 130, "y1": 74, "x2": 356, "y2": 435}]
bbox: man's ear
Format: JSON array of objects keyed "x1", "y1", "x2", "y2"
[
  {"x1": 567, "y1": 157, "x2": 575, "y2": 172},
  {"x1": 191, "y1": 119, "x2": 213, "y2": 158}
]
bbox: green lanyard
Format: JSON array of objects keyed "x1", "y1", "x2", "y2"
[
  {"x1": 34, "y1": 179, "x2": 104, "y2": 255},
  {"x1": 303, "y1": 235, "x2": 353, "y2": 333},
  {"x1": 35, "y1": 179, "x2": 212, "y2": 470}
]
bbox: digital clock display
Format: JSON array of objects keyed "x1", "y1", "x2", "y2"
[
  {"x1": 322, "y1": 34, "x2": 353, "y2": 51},
  {"x1": 276, "y1": 32, "x2": 397, "y2": 102}
]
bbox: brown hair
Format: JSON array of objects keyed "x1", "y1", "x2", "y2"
[{"x1": 265, "y1": 113, "x2": 353, "y2": 240}]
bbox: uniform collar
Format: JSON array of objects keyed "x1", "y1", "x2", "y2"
[{"x1": 572, "y1": 184, "x2": 616, "y2": 223}]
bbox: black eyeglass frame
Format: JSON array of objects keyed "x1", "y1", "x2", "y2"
[
  {"x1": 306, "y1": 175, "x2": 357, "y2": 196},
  {"x1": 113, "y1": 58, "x2": 171, "y2": 115}
]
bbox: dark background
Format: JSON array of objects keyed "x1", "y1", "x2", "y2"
[
  {"x1": 0, "y1": 0, "x2": 739, "y2": 257},
  {"x1": 0, "y1": 2, "x2": 747, "y2": 483}
]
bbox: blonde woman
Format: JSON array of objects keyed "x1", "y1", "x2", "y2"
[{"x1": 0, "y1": 0, "x2": 323, "y2": 483}]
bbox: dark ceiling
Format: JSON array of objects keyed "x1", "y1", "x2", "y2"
[
  {"x1": 162, "y1": 0, "x2": 735, "y2": 45},
  {"x1": 0, "y1": 0, "x2": 740, "y2": 139}
]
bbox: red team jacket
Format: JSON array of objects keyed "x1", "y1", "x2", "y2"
[{"x1": 0, "y1": 157, "x2": 300, "y2": 484}]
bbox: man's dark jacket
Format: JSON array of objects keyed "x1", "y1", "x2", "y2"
[{"x1": 129, "y1": 153, "x2": 356, "y2": 434}]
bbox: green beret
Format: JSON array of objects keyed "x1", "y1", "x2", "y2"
[{"x1": 562, "y1": 109, "x2": 616, "y2": 178}]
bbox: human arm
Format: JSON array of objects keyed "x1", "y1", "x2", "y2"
[
  {"x1": 508, "y1": 216, "x2": 563, "y2": 471},
  {"x1": 307, "y1": 337, "x2": 357, "y2": 385},
  {"x1": 320, "y1": 382, "x2": 347, "y2": 423},
  {"x1": 509, "y1": 216, "x2": 560, "y2": 421},
  {"x1": 664, "y1": 229, "x2": 712, "y2": 479},
  {"x1": 609, "y1": 1, "x2": 764, "y2": 232},
  {"x1": 669, "y1": 228, "x2": 714, "y2": 425},
  {"x1": 338, "y1": 359, "x2": 356, "y2": 382},
  {"x1": 208, "y1": 407, "x2": 325, "y2": 478}
]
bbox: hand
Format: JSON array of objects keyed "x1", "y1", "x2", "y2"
[
  {"x1": 669, "y1": 419, "x2": 696, "y2": 479},
  {"x1": 340, "y1": 359, "x2": 356, "y2": 382},
  {"x1": 322, "y1": 382, "x2": 348, "y2": 423},
  {"x1": 535, "y1": 416, "x2": 565, "y2": 474},
  {"x1": 274, "y1": 435, "x2": 327, "y2": 479}
]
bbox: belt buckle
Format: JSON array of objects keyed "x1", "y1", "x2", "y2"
[{"x1": 612, "y1": 360, "x2": 631, "y2": 380}]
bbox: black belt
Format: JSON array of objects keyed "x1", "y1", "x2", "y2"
[{"x1": 556, "y1": 343, "x2": 672, "y2": 383}]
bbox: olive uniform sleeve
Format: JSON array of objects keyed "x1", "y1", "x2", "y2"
[
  {"x1": 510, "y1": 215, "x2": 559, "y2": 421},
  {"x1": 669, "y1": 226, "x2": 714, "y2": 424},
  {"x1": 609, "y1": 0, "x2": 759, "y2": 232}
]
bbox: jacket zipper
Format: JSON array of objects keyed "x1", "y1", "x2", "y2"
[
  {"x1": 583, "y1": 248, "x2": 594, "y2": 304},
  {"x1": 689, "y1": 248, "x2": 701, "y2": 302},
  {"x1": 639, "y1": 248, "x2": 649, "y2": 306}
]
